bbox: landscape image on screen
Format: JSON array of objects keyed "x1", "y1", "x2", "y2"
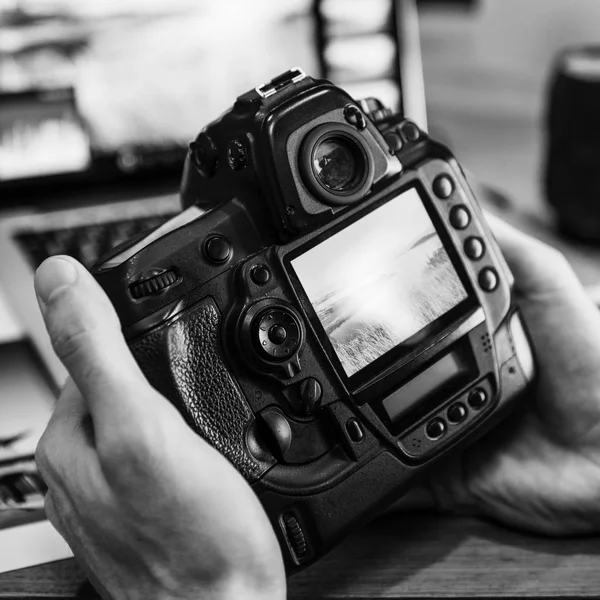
[{"x1": 291, "y1": 188, "x2": 469, "y2": 377}]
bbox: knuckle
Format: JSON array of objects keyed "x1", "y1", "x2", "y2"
[
  {"x1": 43, "y1": 493, "x2": 59, "y2": 529},
  {"x1": 35, "y1": 431, "x2": 54, "y2": 481},
  {"x1": 48, "y1": 323, "x2": 92, "y2": 365},
  {"x1": 44, "y1": 493, "x2": 69, "y2": 540},
  {"x1": 35, "y1": 425, "x2": 67, "y2": 488}
]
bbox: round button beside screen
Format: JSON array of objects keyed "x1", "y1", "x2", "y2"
[
  {"x1": 464, "y1": 237, "x2": 485, "y2": 260},
  {"x1": 468, "y1": 388, "x2": 488, "y2": 410},
  {"x1": 447, "y1": 403, "x2": 467, "y2": 424},
  {"x1": 425, "y1": 418, "x2": 446, "y2": 441},
  {"x1": 479, "y1": 267, "x2": 499, "y2": 292},
  {"x1": 449, "y1": 205, "x2": 471, "y2": 229},
  {"x1": 433, "y1": 175, "x2": 454, "y2": 199}
]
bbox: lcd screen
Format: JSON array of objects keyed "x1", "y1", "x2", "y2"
[
  {"x1": 381, "y1": 349, "x2": 470, "y2": 424},
  {"x1": 291, "y1": 188, "x2": 468, "y2": 377}
]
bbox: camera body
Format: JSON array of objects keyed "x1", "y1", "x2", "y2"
[{"x1": 93, "y1": 70, "x2": 534, "y2": 572}]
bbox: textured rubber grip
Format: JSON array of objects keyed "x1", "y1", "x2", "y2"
[{"x1": 130, "y1": 297, "x2": 266, "y2": 482}]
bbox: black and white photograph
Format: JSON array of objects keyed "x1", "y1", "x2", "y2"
[
  {"x1": 292, "y1": 188, "x2": 467, "y2": 376},
  {"x1": 3, "y1": 0, "x2": 600, "y2": 596}
]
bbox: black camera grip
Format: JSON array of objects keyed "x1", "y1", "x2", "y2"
[{"x1": 129, "y1": 297, "x2": 266, "y2": 482}]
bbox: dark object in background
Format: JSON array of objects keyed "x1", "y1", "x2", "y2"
[
  {"x1": 545, "y1": 46, "x2": 600, "y2": 242},
  {"x1": 93, "y1": 69, "x2": 534, "y2": 573}
]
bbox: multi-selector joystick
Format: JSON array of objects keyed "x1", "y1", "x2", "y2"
[
  {"x1": 238, "y1": 300, "x2": 306, "y2": 379},
  {"x1": 255, "y1": 308, "x2": 302, "y2": 362}
]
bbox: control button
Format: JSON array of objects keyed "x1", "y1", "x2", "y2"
[
  {"x1": 464, "y1": 236, "x2": 485, "y2": 260},
  {"x1": 449, "y1": 205, "x2": 471, "y2": 229},
  {"x1": 343, "y1": 104, "x2": 367, "y2": 130},
  {"x1": 227, "y1": 139, "x2": 247, "y2": 170},
  {"x1": 130, "y1": 270, "x2": 177, "y2": 299},
  {"x1": 425, "y1": 418, "x2": 446, "y2": 440},
  {"x1": 204, "y1": 235, "x2": 232, "y2": 264},
  {"x1": 299, "y1": 377, "x2": 323, "y2": 414},
  {"x1": 260, "y1": 408, "x2": 292, "y2": 456},
  {"x1": 346, "y1": 418, "x2": 364, "y2": 443},
  {"x1": 190, "y1": 132, "x2": 217, "y2": 178},
  {"x1": 268, "y1": 324, "x2": 287, "y2": 345},
  {"x1": 251, "y1": 265, "x2": 271, "y2": 285},
  {"x1": 384, "y1": 132, "x2": 403, "y2": 153},
  {"x1": 282, "y1": 513, "x2": 308, "y2": 561},
  {"x1": 402, "y1": 122, "x2": 420, "y2": 142},
  {"x1": 433, "y1": 175, "x2": 454, "y2": 199},
  {"x1": 256, "y1": 308, "x2": 301, "y2": 361},
  {"x1": 479, "y1": 267, "x2": 499, "y2": 292},
  {"x1": 468, "y1": 388, "x2": 488, "y2": 410},
  {"x1": 371, "y1": 107, "x2": 394, "y2": 123},
  {"x1": 447, "y1": 403, "x2": 467, "y2": 424}
]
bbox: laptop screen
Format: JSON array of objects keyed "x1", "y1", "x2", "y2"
[
  {"x1": 0, "y1": 0, "x2": 413, "y2": 198},
  {"x1": 0, "y1": 2, "x2": 318, "y2": 186}
]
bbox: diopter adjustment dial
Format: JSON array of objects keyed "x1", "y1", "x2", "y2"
[
  {"x1": 130, "y1": 270, "x2": 177, "y2": 299},
  {"x1": 255, "y1": 308, "x2": 302, "y2": 362}
]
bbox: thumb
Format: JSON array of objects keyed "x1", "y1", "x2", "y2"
[{"x1": 34, "y1": 256, "x2": 153, "y2": 429}]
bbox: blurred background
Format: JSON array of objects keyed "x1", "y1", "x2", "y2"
[{"x1": 420, "y1": 0, "x2": 600, "y2": 284}]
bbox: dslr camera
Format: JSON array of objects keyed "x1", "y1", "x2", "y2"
[{"x1": 93, "y1": 69, "x2": 535, "y2": 572}]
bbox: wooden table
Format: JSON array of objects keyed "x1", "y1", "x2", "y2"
[
  {"x1": 5, "y1": 5, "x2": 600, "y2": 599},
  {"x1": 2, "y1": 512, "x2": 600, "y2": 599}
]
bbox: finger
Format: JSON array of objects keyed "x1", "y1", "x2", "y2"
[
  {"x1": 486, "y1": 214, "x2": 583, "y2": 299},
  {"x1": 487, "y1": 216, "x2": 600, "y2": 327},
  {"x1": 34, "y1": 256, "x2": 156, "y2": 434}
]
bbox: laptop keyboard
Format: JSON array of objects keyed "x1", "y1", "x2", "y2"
[{"x1": 15, "y1": 213, "x2": 178, "y2": 269}]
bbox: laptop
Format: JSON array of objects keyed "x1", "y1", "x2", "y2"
[{"x1": 0, "y1": 0, "x2": 427, "y2": 391}]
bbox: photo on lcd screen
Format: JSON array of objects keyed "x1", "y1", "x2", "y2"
[{"x1": 292, "y1": 188, "x2": 468, "y2": 377}]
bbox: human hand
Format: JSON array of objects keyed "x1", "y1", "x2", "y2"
[
  {"x1": 428, "y1": 217, "x2": 600, "y2": 535},
  {"x1": 34, "y1": 256, "x2": 286, "y2": 600}
]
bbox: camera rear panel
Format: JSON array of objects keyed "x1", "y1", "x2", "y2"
[{"x1": 219, "y1": 157, "x2": 532, "y2": 569}]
